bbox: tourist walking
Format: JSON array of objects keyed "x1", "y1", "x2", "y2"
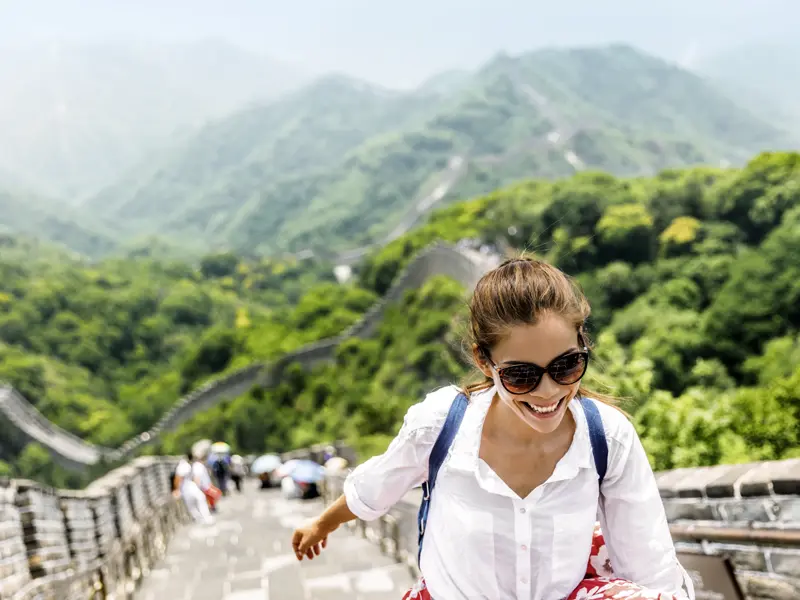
[
  {"x1": 193, "y1": 454, "x2": 221, "y2": 513},
  {"x1": 230, "y1": 455, "x2": 246, "y2": 493},
  {"x1": 292, "y1": 257, "x2": 695, "y2": 599},
  {"x1": 173, "y1": 451, "x2": 214, "y2": 525}
]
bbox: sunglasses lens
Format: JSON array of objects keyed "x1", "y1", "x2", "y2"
[
  {"x1": 550, "y1": 353, "x2": 587, "y2": 385},
  {"x1": 500, "y1": 366, "x2": 542, "y2": 394}
]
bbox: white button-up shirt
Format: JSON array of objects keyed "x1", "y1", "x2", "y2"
[{"x1": 344, "y1": 385, "x2": 694, "y2": 600}]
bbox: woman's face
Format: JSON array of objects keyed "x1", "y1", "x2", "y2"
[{"x1": 478, "y1": 313, "x2": 584, "y2": 435}]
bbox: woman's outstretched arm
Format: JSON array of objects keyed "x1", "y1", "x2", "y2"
[
  {"x1": 292, "y1": 494, "x2": 357, "y2": 560},
  {"x1": 291, "y1": 385, "x2": 458, "y2": 560}
]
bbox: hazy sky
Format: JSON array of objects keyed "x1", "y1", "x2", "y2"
[{"x1": 0, "y1": 0, "x2": 796, "y2": 87}]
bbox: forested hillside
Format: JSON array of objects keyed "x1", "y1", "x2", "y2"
[
  {"x1": 77, "y1": 44, "x2": 791, "y2": 260},
  {"x1": 0, "y1": 187, "x2": 117, "y2": 257},
  {"x1": 155, "y1": 151, "x2": 800, "y2": 473},
  {"x1": 3, "y1": 152, "x2": 798, "y2": 487},
  {"x1": 0, "y1": 235, "x2": 377, "y2": 485}
]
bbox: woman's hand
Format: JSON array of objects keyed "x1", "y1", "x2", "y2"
[{"x1": 292, "y1": 518, "x2": 334, "y2": 561}]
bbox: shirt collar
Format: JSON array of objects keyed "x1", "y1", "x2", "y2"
[{"x1": 450, "y1": 386, "x2": 596, "y2": 489}]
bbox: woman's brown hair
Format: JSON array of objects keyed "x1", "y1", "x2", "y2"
[{"x1": 462, "y1": 256, "x2": 620, "y2": 409}]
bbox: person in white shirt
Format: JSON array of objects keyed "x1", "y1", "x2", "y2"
[
  {"x1": 173, "y1": 451, "x2": 214, "y2": 525},
  {"x1": 292, "y1": 257, "x2": 695, "y2": 600}
]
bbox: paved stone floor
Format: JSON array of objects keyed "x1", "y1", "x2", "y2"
[{"x1": 134, "y1": 483, "x2": 415, "y2": 600}]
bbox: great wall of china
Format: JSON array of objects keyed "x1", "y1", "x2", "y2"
[
  {"x1": 0, "y1": 239, "x2": 797, "y2": 599},
  {"x1": 0, "y1": 75, "x2": 586, "y2": 472},
  {"x1": 0, "y1": 77, "x2": 796, "y2": 598},
  {"x1": 0, "y1": 242, "x2": 501, "y2": 471},
  {"x1": 1, "y1": 442, "x2": 798, "y2": 600}
]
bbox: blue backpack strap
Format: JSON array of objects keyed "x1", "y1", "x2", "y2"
[
  {"x1": 581, "y1": 397, "x2": 608, "y2": 485},
  {"x1": 416, "y1": 391, "x2": 469, "y2": 564}
]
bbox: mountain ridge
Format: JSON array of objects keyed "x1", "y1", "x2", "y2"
[
  {"x1": 90, "y1": 43, "x2": 793, "y2": 257},
  {"x1": 2, "y1": 42, "x2": 795, "y2": 260}
]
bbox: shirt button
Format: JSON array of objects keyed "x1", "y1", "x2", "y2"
[
  {"x1": 521, "y1": 544, "x2": 527, "y2": 551},
  {"x1": 521, "y1": 577, "x2": 528, "y2": 583},
  {"x1": 519, "y1": 507, "x2": 526, "y2": 514}
]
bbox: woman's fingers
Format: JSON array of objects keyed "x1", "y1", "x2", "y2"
[
  {"x1": 292, "y1": 528, "x2": 329, "y2": 561},
  {"x1": 292, "y1": 531, "x2": 306, "y2": 560}
]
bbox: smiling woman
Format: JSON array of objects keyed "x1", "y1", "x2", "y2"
[{"x1": 292, "y1": 256, "x2": 695, "y2": 600}]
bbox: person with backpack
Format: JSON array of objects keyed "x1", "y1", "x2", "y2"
[{"x1": 291, "y1": 257, "x2": 695, "y2": 600}]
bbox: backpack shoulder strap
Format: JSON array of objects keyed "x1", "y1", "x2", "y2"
[
  {"x1": 416, "y1": 391, "x2": 469, "y2": 563},
  {"x1": 581, "y1": 397, "x2": 608, "y2": 485}
]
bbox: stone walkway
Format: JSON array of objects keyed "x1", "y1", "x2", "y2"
[{"x1": 134, "y1": 483, "x2": 414, "y2": 600}]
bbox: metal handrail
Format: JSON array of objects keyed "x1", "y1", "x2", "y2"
[{"x1": 669, "y1": 524, "x2": 800, "y2": 546}]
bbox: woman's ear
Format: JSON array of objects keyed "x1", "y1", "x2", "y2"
[{"x1": 472, "y1": 343, "x2": 493, "y2": 379}]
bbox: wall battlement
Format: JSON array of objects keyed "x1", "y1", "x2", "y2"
[
  {"x1": 1, "y1": 445, "x2": 797, "y2": 600},
  {"x1": 0, "y1": 457, "x2": 183, "y2": 600}
]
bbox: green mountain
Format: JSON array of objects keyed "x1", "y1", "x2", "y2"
[
  {"x1": 155, "y1": 151, "x2": 800, "y2": 473},
  {"x1": 82, "y1": 74, "x2": 444, "y2": 254},
  {"x1": 0, "y1": 187, "x2": 117, "y2": 257},
  {"x1": 84, "y1": 44, "x2": 792, "y2": 260},
  {"x1": 3, "y1": 151, "x2": 799, "y2": 489}
]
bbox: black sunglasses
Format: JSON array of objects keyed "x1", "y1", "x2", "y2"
[{"x1": 485, "y1": 345, "x2": 589, "y2": 395}]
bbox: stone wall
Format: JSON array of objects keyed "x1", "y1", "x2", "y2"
[
  {"x1": 657, "y1": 460, "x2": 800, "y2": 600},
  {"x1": 316, "y1": 446, "x2": 800, "y2": 600},
  {"x1": 0, "y1": 242, "x2": 500, "y2": 472},
  {"x1": 0, "y1": 456, "x2": 186, "y2": 600}
]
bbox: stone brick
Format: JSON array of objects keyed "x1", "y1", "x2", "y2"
[
  {"x1": 740, "y1": 460, "x2": 799, "y2": 497},
  {"x1": 674, "y1": 465, "x2": 729, "y2": 499},
  {"x1": 774, "y1": 497, "x2": 800, "y2": 523},
  {"x1": 655, "y1": 467, "x2": 697, "y2": 498},
  {"x1": 743, "y1": 573, "x2": 800, "y2": 600},
  {"x1": 704, "y1": 463, "x2": 761, "y2": 499},
  {"x1": 769, "y1": 458, "x2": 800, "y2": 496},
  {"x1": 718, "y1": 498, "x2": 773, "y2": 523},
  {"x1": 663, "y1": 498, "x2": 716, "y2": 521},
  {"x1": 770, "y1": 549, "x2": 800, "y2": 579},
  {"x1": 728, "y1": 548, "x2": 767, "y2": 572}
]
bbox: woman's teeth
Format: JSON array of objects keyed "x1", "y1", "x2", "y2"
[{"x1": 522, "y1": 398, "x2": 562, "y2": 414}]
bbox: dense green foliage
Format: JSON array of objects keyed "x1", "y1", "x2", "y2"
[
  {"x1": 0, "y1": 236, "x2": 377, "y2": 485},
  {"x1": 156, "y1": 275, "x2": 469, "y2": 458},
  {"x1": 159, "y1": 151, "x2": 800, "y2": 473},
  {"x1": 7, "y1": 44, "x2": 790, "y2": 262},
  {"x1": 4, "y1": 151, "x2": 799, "y2": 488}
]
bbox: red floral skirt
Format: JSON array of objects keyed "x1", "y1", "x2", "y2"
[{"x1": 402, "y1": 524, "x2": 680, "y2": 599}]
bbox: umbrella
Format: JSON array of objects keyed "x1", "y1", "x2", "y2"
[
  {"x1": 250, "y1": 454, "x2": 283, "y2": 475},
  {"x1": 273, "y1": 458, "x2": 300, "y2": 479},
  {"x1": 211, "y1": 442, "x2": 231, "y2": 454},
  {"x1": 288, "y1": 459, "x2": 325, "y2": 484}
]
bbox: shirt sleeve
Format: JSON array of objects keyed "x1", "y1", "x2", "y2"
[
  {"x1": 599, "y1": 418, "x2": 696, "y2": 600},
  {"x1": 343, "y1": 386, "x2": 457, "y2": 521}
]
